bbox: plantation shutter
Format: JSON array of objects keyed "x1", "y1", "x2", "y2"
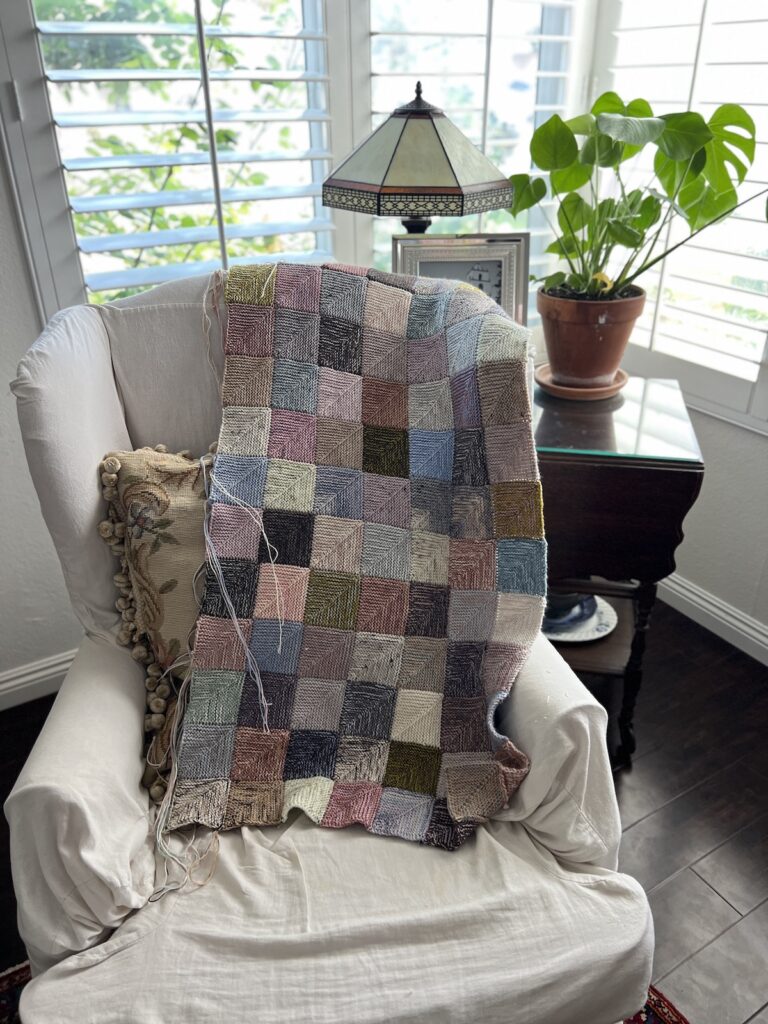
[
  {"x1": 3, "y1": 0, "x2": 334, "y2": 307},
  {"x1": 595, "y1": 0, "x2": 768, "y2": 422}
]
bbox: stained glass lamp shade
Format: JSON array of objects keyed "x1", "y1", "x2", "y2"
[{"x1": 322, "y1": 82, "x2": 513, "y2": 233}]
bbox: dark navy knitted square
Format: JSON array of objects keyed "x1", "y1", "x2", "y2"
[{"x1": 284, "y1": 729, "x2": 339, "y2": 779}]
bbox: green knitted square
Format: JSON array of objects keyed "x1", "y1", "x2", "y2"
[
  {"x1": 304, "y1": 570, "x2": 361, "y2": 631},
  {"x1": 383, "y1": 740, "x2": 441, "y2": 795}
]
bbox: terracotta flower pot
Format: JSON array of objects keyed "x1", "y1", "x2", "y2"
[{"x1": 537, "y1": 288, "x2": 646, "y2": 388}]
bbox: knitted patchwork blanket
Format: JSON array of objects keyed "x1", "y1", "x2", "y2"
[{"x1": 165, "y1": 262, "x2": 546, "y2": 851}]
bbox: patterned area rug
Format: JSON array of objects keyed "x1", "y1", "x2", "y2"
[
  {"x1": 625, "y1": 986, "x2": 692, "y2": 1023},
  {"x1": 0, "y1": 963, "x2": 27, "y2": 1024},
  {"x1": 0, "y1": 961, "x2": 689, "y2": 1024}
]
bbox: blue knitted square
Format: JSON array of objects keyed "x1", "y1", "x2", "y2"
[
  {"x1": 210, "y1": 454, "x2": 267, "y2": 507},
  {"x1": 496, "y1": 538, "x2": 548, "y2": 596}
]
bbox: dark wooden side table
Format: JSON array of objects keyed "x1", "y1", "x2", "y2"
[{"x1": 533, "y1": 377, "x2": 705, "y2": 768}]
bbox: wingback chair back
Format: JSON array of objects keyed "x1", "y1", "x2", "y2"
[{"x1": 13, "y1": 273, "x2": 224, "y2": 639}]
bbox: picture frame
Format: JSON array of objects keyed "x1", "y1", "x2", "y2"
[{"x1": 391, "y1": 233, "x2": 530, "y2": 325}]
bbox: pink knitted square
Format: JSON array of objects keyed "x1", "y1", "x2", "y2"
[
  {"x1": 253, "y1": 564, "x2": 310, "y2": 622},
  {"x1": 317, "y1": 366, "x2": 362, "y2": 421},
  {"x1": 267, "y1": 409, "x2": 317, "y2": 463},
  {"x1": 321, "y1": 782, "x2": 382, "y2": 828},
  {"x1": 193, "y1": 615, "x2": 253, "y2": 671},
  {"x1": 275, "y1": 264, "x2": 322, "y2": 312},
  {"x1": 208, "y1": 503, "x2": 263, "y2": 560},
  {"x1": 225, "y1": 304, "x2": 274, "y2": 356}
]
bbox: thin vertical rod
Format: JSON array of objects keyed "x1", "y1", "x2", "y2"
[
  {"x1": 478, "y1": 0, "x2": 495, "y2": 231},
  {"x1": 194, "y1": 0, "x2": 228, "y2": 270},
  {"x1": 648, "y1": 0, "x2": 708, "y2": 350}
]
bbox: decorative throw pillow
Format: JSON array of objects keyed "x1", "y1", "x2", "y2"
[{"x1": 98, "y1": 445, "x2": 209, "y2": 800}]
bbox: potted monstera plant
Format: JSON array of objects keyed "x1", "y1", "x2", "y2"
[{"x1": 509, "y1": 92, "x2": 765, "y2": 393}]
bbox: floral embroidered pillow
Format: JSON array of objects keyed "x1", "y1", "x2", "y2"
[{"x1": 98, "y1": 445, "x2": 208, "y2": 799}]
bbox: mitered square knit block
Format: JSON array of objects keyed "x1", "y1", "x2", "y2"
[
  {"x1": 398, "y1": 638, "x2": 447, "y2": 693},
  {"x1": 264, "y1": 459, "x2": 316, "y2": 513},
  {"x1": 274, "y1": 308, "x2": 320, "y2": 364},
  {"x1": 357, "y1": 577, "x2": 409, "y2": 635},
  {"x1": 334, "y1": 737, "x2": 390, "y2": 783},
  {"x1": 340, "y1": 682, "x2": 396, "y2": 739},
  {"x1": 298, "y1": 626, "x2": 354, "y2": 681},
  {"x1": 222, "y1": 356, "x2": 273, "y2": 407},
  {"x1": 208, "y1": 503, "x2": 264, "y2": 560},
  {"x1": 364, "y1": 279, "x2": 410, "y2": 336},
  {"x1": 238, "y1": 672, "x2": 296, "y2": 730},
  {"x1": 226, "y1": 264, "x2": 276, "y2": 306},
  {"x1": 185, "y1": 670, "x2": 245, "y2": 726},
  {"x1": 362, "y1": 522, "x2": 411, "y2": 581},
  {"x1": 349, "y1": 633, "x2": 403, "y2": 687},
  {"x1": 201, "y1": 557, "x2": 260, "y2": 619},
  {"x1": 249, "y1": 620, "x2": 303, "y2": 674},
  {"x1": 362, "y1": 378, "x2": 408, "y2": 429},
  {"x1": 315, "y1": 419, "x2": 363, "y2": 469},
  {"x1": 275, "y1": 263, "x2": 322, "y2": 312},
  {"x1": 449, "y1": 538, "x2": 496, "y2": 591},
  {"x1": 449, "y1": 366, "x2": 481, "y2": 428},
  {"x1": 363, "y1": 473, "x2": 411, "y2": 529},
  {"x1": 408, "y1": 332, "x2": 449, "y2": 384},
  {"x1": 220, "y1": 406, "x2": 271, "y2": 456},
  {"x1": 223, "y1": 782, "x2": 284, "y2": 828},
  {"x1": 267, "y1": 409, "x2": 317, "y2": 464},
  {"x1": 320, "y1": 267, "x2": 368, "y2": 323},
  {"x1": 370, "y1": 788, "x2": 433, "y2": 842},
  {"x1": 291, "y1": 679, "x2": 346, "y2": 731},
  {"x1": 258, "y1": 510, "x2": 314, "y2": 566},
  {"x1": 253, "y1": 564, "x2": 309, "y2": 622},
  {"x1": 231, "y1": 727, "x2": 289, "y2": 782},
  {"x1": 284, "y1": 730, "x2": 339, "y2": 780},
  {"x1": 271, "y1": 358, "x2": 319, "y2": 414},
  {"x1": 319, "y1": 317, "x2": 362, "y2": 374},
  {"x1": 310, "y1": 515, "x2": 363, "y2": 574},
  {"x1": 225, "y1": 305, "x2": 274, "y2": 357},
  {"x1": 318, "y1": 366, "x2": 363, "y2": 421},
  {"x1": 322, "y1": 781, "x2": 382, "y2": 829},
  {"x1": 362, "y1": 328, "x2": 407, "y2": 383}
]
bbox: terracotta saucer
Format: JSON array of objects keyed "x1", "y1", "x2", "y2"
[{"x1": 534, "y1": 363, "x2": 628, "y2": 401}]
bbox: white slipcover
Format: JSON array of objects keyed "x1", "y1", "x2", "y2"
[{"x1": 7, "y1": 274, "x2": 653, "y2": 1023}]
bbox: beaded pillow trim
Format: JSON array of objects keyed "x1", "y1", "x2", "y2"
[
  {"x1": 98, "y1": 444, "x2": 211, "y2": 803},
  {"x1": 164, "y1": 262, "x2": 546, "y2": 850}
]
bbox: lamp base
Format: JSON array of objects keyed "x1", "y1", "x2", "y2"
[{"x1": 401, "y1": 216, "x2": 432, "y2": 234}]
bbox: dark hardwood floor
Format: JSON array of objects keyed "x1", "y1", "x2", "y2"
[
  {"x1": 1, "y1": 601, "x2": 767, "y2": 1022},
  {"x1": 0, "y1": 691, "x2": 54, "y2": 968}
]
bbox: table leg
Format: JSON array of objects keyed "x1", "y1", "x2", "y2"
[{"x1": 616, "y1": 581, "x2": 657, "y2": 768}]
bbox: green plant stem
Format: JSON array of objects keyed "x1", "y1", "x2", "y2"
[
  {"x1": 622, "y1": 187, "x2": 768, "y2": 289},
  {"x1": 539, "y1": 203, "x2": 581, "y2": 279},
  {"x1": 613, "y1": 152, "x2": 697, "y2": 288}
]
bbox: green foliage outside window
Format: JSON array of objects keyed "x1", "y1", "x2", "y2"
[{"x1": 36, "y1": 0, "x2": 317, "y2": 300}]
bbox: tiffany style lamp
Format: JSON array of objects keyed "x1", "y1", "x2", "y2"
[{"x1": 322, "y1": 82, "x2": 513, "y2": 233}]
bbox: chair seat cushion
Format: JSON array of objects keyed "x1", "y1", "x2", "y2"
[{"x1": 19, "y1": 816, "x2": 653, "y2": 1024}]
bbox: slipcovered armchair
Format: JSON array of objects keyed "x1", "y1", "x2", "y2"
[{"x1": 7, "y1": 273, "x2": 653, "y2": 1024}]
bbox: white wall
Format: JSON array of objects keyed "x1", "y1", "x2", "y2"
[
  {"x1": 678, "y1": 411, "x2": 768, "y2": 620},
  {"x1": 0, "y1": 151, "x2": 82, "y2": 696}
]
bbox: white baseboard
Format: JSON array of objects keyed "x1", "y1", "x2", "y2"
[
  {"x1": 0, "y1": 648, "x2": 77, "y2": 712},
  {"x1": 659, "y1": 573, "x2": 768, "y2": 668}
]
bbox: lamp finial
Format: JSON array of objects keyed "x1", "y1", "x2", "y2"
[{"x1": 415, "y1": 80, "x2": 422, "y2": 100}]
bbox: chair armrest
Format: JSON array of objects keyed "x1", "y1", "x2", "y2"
[
  {"x1": 492, "y1": 634, "x2": 621, "y2": 870},
  {"x1": 4, "y1": 635, "x2": 155, "y2": 975}
]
